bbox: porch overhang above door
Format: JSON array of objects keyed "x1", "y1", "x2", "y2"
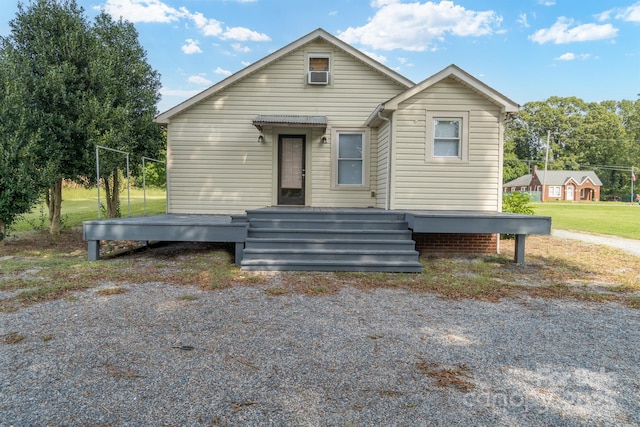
[{"x1": 252, "y1": 115, "x2": 327, "y2": 132}]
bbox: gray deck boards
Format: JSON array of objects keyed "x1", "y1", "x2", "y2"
[
  {"x1": 406, "y1": 211, "x2": 551, "y2": 234},
  {"x1": 83, "y1": 208, "x2": 551, "y2": 265}
]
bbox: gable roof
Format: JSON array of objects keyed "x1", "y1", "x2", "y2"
[
  {"x1": 366, "y1": 64, "x2": 519, "y2": 127},
  {"x1": 503, "y1": 174, "x2": 532, "y2": 187},
  {"x1": 536, "y1": 170, "x2": 603, "y2": 186},
  {"x1": 155, "y1": 28, "x2": 414, "y2": 124},
  {"x1": 504, "y1": 170, "x2": 603, "y2": 187}
]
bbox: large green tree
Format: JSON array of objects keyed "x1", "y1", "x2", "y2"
[
  {"x1": 0, "y1": 50, "x2": 47, "y2": 239},
  {"x1": 1, "y1": 0, "x2": 95, "y2": 235},
  {"x1": 504, "y1": 96, "x2": 632, "y2": 197},
  {"x1": 86, "y1": 12, "x2": 162, "y2": 218},
  {"x1": 1, "y1": 0, "x2": 162, "y2": 235}
]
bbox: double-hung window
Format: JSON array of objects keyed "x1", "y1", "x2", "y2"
[
  {"x1": 426, "y1": 111, "x2": 469, "y2": 163},
  {"x1": 332, "y1": 129, "x2": 369, "y2": 188}
]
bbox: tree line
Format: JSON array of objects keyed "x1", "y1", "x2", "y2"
[
  {"x1": 0, "y1": 0, "x2": 162, "y2": 240},
  {"x1": 504, "y1": 96, "x2": 640, "y2": 200}
]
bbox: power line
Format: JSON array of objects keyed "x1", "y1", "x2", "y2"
[{"x1": 504, "y1": 158, "x2": 637, "y2": 172}]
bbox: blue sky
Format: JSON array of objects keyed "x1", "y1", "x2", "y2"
[{"x1": 1, "y1": 0, "x2": 639, "y2": 113}]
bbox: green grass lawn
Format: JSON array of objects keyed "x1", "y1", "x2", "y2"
[
  {"x1": 533, "y1": 201, "x2": 640, "y2": 240},
  {"x1": 12, "y1": 187, "x2": 166, "y2": 232},
  {"x1": 12, "y1": 189, "x2": 640, "y2": 240}
]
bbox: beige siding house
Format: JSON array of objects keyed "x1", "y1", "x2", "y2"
[{"x1": 155, "y1": 28, "x2": 519, "y2": 215}]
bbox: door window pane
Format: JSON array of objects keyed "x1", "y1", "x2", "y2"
[{"x1": 280, "y1": 138, "x2": 303, "y2": 189}]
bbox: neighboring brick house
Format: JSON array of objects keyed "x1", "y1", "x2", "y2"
[{"x1": 503, "y1": 166, "x2": 602, "y2": 201}]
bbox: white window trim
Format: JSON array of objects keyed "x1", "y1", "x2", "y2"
[
  {"x1": 548, "y1": 186, "x2": 561, "y2": 198},
  {"x1": 306, "y1": 52, "x2": 331, "y2": 85},
  {"x1": 331, "y1": 128, "x2": 370, "y2": 190},
  {"x1": 425, "y1": 111, "x2": 469, "y2": 163}
]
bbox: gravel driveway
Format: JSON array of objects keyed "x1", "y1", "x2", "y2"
[
  {"x1": 552, "y1": 230, "x2": 640, "y2": 258},
  {"x1": 1, "y1": 278, "x2": 639, "y2": 426}
]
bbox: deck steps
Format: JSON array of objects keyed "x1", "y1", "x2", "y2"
[{"x1": 241, "y1": 209, "x2": 422, "y2": 272}]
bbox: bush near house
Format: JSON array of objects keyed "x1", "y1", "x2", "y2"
[{"x1": 502, "y1": 192, "x2": 534, "y2": 215}]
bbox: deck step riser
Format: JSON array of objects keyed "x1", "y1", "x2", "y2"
[
  {"x1": 241, "y1": 263, "x2": 423, "y2": 273},
  {"x1": 248, "y1": 219, "x2": 408, "y2": 230},
  {"x1": 243, "y1": 252, "x2": 419, "y2": 263},
  {"x1": 244, "y1": 240, "x2": 416, "y2": 251},
  {"x1": 245, "y1": 211, "x2": 406, "y2": 222},
  {"x1": 248, "y1": 229, "x2": 412, "y2": 240}
]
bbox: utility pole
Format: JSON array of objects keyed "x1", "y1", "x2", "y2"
[
  {"x1": 542, "y1": 130, "x2": 550, "y2": 202},
  {"x1": 632, "y1": 166, "x2": 636, "y2": 204}
]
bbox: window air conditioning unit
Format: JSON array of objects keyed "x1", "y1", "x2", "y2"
[{"x1": 308, "y1": 71, "x2": 329, "y2": 85}]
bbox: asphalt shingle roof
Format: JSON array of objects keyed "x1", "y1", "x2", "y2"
[{"x1": 503, "y1": 170, "x2": 602, "y2": 187}]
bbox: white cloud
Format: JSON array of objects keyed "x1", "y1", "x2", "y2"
[
  {"x1": 214, "y1": 67, "x2": 232, "y2": 77},
  {"x1": 530, "y1": 17, "x2": 618, "y2": 44},
  {"x1": 329, "y1": 11, "x2": 338, "y2": 16},
  {"x1": 556, "y1": 52, "x2": 575, "y2": 60},
  {"x1": 98, "y1": 0, "x2": 183, "y2": 23},
  {"x1": 538, "y1": 0, "x2": 555, "y2": 6},
  {"x1": 396, "y1": 57, "x2": 414, "y2": 67},
  {"x1": 188, "y1": 75, "x2": 213, "y2": 85},
  {"x1": 517, "y1": 13, "x2": 529, "y2": 28},
  {"x1": 241, "y1": 61, "x2": 252, "y2": 67},
  {"x1": 361, "y1": 50, "x2": 388, "y2": 63},
  {"x1": 181, "y1": 39, "x2": 202, "y2": 54},
  {"x1": 221, "y1": 27, "x2": 271, "y2": 42},
  {"x1": 231, "y1": 43, "x2": 251, "y2": 53},
  {"x1": 615, "y1": 2, "x2": 640, "y2": 22},
  {"x1": 187, "y1": 11, "x2": 223, "y2": 36},
  {"x1": 337, "y1": 0, "x2": 503, "y2": 51},
  {"x1": 555, "y1": 52, "x2": 591, "y2": 61},
  {"x1": 98, "y1": 0, "x2": 271, "y2": 43},
  {"x1": 595, "y1": 10, "x2": 612, "y2": 21}
]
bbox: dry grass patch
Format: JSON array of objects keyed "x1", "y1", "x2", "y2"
[
  {"x1": 0, "y1": 230, "x2": 85, "y2": 258},
  {"x1": 498, "y1": 236, "x2": 640, "y2": 307},
  {"x1": 264, "y1": 287, "x2": 289, "y2": 296},
  {"x1": 1, "y1": 232, "x2": 639, "y2": 310},
  {"x1": 104, "y1": 362, "x2": 146, "y2": 379},
  {"x1": 96, "y1": 287, "x2": 128, "y2": 296},
  {"x1": 416, "y1": 358, "x2": 475, "y2": 392},
  {"x1": 2, "y1": 332, "x2": 26, "y2": 344},
  {"x1": 254, "y1": 271, "x2": 345, "y2": 296}
]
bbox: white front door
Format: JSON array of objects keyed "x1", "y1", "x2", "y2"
[{"x1": 566, "y1": 185, "x2": 574, "y2": 201}]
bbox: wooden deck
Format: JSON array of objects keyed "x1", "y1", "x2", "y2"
[
  {"x1": 83, "y1": 209, "x2": 551, "y2": 266},
  {"x1": 82, "y1": 214, "x2": 249, "y2": 262}
]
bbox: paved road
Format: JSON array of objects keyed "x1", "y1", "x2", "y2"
[{"x1": 552, "y1": 229, "x2": 640, "y2": 258}]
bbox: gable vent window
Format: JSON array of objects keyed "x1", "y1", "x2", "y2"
[{"x1": 308, "y1": 55, "x2": 330, "y2": 85}]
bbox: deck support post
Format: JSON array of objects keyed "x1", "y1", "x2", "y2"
[
  {"x1": 235, "y1": 242, "x2": 244, "y2": 265},
  {"x1": 88, "y1": 240, "x2": 100, "y2": 261},
  {"x1": 514, "y1": 234, "x2": 526, "y2": 264}
]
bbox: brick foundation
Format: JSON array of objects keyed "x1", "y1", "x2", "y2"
[{"x1": 412, "y1": 233, "x2": 498, "y2": 256}]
